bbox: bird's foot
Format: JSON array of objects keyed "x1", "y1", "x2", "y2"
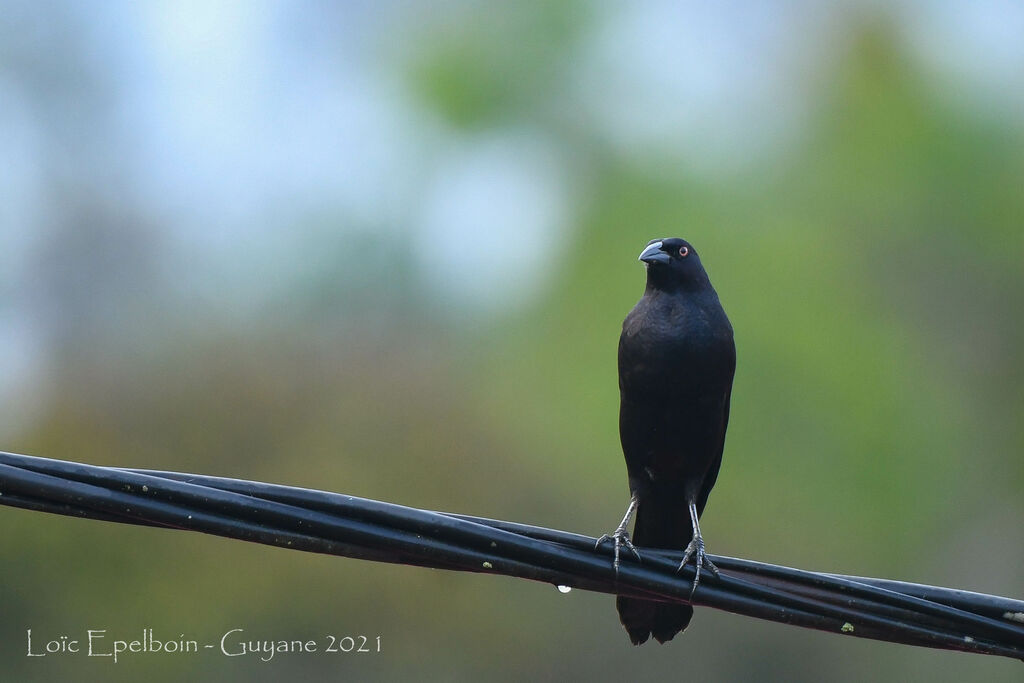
[
  {"x1": 677, "y1": 534, "x2": 719, "y2": 596},
  {"x1": 596, "y1": 528, "x2": 642, "y2": 574}
]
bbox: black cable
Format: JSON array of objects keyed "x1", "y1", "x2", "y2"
[
  {"x1": 0, "y1": 451, "x2": 1022, "y2": 660},
  {"x1": 120, "y1": 467, "x2": 1024, "y2": 650}
]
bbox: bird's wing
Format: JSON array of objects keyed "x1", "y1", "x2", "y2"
[{"x1": 696, "y1": 383, "x2": 731, "y2": 517}]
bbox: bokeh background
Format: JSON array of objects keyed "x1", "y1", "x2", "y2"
[{"x1": 2, "y1": 1, "x2": 1022, "y2": 680}]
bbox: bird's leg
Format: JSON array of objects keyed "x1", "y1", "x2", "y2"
[
  {"x1": 596, "y1": 492, "x2": 642, "y2": 573},
  {"x1": 677, "y1": 500, "x2": 719, "y2": 595}
]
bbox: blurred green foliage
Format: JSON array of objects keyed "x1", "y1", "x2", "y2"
[
  {"x1": 408, "y1": 0, "x2": 587, "y2": 128},
  {"x1": 2, "y1": 8, "x2": 1023, "y2": 683}
]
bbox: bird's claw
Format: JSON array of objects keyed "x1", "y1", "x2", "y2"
[
  {"x1": 677, "y1": 535, "x2": 718, "y2": 596},
  {"x1": 596, "y1": 529, "x2": 641, "y2": 574}
]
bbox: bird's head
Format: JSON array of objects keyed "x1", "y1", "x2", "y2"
[{"x1": 638, "y1": 238, "x2": 709, "y2": 291}]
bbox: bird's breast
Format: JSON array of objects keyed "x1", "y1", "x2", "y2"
[{"x1": 619, "y1": 298, "x2": 734, "y2": 398}]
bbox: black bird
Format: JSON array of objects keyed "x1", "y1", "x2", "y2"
[{"x1": 601, "y1": 237, "x2": 736, "y2": 645}]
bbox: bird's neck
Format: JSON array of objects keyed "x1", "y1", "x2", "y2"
[
  {"x1": 644, "y1": 276, "x2": 710, "y2": 297},
  {"x1": 644, "y1": 263, "x2": 711, "y2": 294}
]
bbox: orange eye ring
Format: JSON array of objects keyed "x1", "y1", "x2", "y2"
[{"x1": 678, "y1": 246, "x2": 689, "y2": 257}]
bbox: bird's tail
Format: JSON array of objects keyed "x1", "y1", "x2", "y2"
[{"x1": 616, "y1": 498, "x2": 693, "y2": 645}]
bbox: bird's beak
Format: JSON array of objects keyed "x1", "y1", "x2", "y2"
[{"x1": 638, "y1": 241, "x2": 670, "y2": 265}]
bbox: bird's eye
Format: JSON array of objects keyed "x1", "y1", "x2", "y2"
[{"x1": 678, "y1": 246, "x2": 689, "y2": 258}]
